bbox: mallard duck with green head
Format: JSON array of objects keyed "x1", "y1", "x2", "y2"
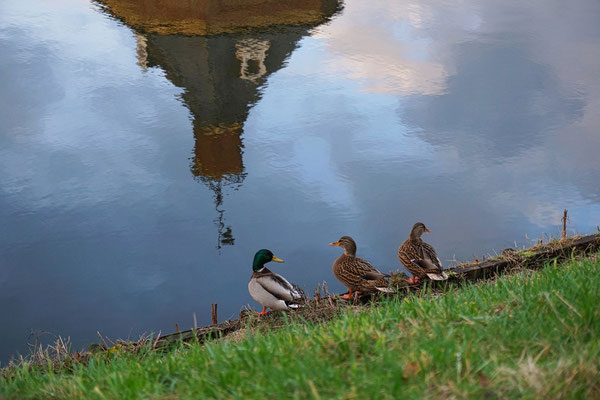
[
  {"x1": 329, "y1": 236, "x2": 394, "y2": 299},
  {"x1": 398, "y1": 222, "x2": 448, "y2": 284},
  {"x1": 248, "y1": 249, "x2": 302, "y2": 315}
]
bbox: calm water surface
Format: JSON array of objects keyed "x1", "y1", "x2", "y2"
[{"x1": 1, "y1": 0, "x2": 600, "y2": 362}]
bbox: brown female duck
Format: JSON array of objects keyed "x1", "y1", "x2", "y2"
[
  {"x1": 398, "y1": 222, "x2": 448, "y2": 284},
  {"x1": 329, "y1": 236, "x2": 393, "y2": 299}
]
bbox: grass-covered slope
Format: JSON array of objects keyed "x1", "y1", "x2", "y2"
[{"x1": 2, "y1": 255, "x2": 599, "y2": 399}]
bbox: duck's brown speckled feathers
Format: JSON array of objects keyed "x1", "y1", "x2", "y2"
[
  {"x1": 330, "y1": 236, "x2": 393, "y2": 293},
  {"x1": 398, "y1": 223, "x2": 448, "y2": 281}
]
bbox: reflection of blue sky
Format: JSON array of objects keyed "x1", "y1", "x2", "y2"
[
  {"x1": 284, "y1": 0, "x2": 600, "y2": 234},
  {"x1": 0, "y1": 0, "x2": 189, "y2": 209},
  {"x1": 237, "y1": 0, "x2": 600, "y2": 292},
  {"x1": 248, "y1": 64, "x2": 438, "y2": 209}
]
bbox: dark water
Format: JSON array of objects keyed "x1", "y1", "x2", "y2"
[{"x1": 1, "y1": 0, "x2": 600, "y2": 363}]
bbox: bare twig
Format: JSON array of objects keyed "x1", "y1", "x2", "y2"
[
  {"x1": 313, "y1": 284, "x2": 322, "y2": 306},
  {"x1": 562, "y1": 209, "x2": 569, "y2": 240},
  {"x1": 96, "y1": 331, "x2": 115, "y2": 350},
  {"x1": 211, "y1": 304, "x2": 218, "y2": 325}
]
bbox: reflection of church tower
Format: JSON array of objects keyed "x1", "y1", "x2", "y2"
[
  {"x1": 191, "y1": 121, "x2": 244, "y2": 249},
  {"x1": 100, "y1": 0, "x2": 342, "y2": 248}
]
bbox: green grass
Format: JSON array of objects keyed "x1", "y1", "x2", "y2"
[{"x1": 2, "y1": 255, "x2": 599, "y2": 399}]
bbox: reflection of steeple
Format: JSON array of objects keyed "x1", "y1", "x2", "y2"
[
  {"x1": 209, "y1": 181, "x2": 237, "y2": 249},
  {"x1": 99, "y1": 0, "x2": 342, "y2": 247},
  {"x1": 191, "y1": 122, "x2": 245, "y2": 182}
]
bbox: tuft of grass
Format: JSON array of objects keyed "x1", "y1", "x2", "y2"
[
  {"x1": 516, "y1": 249, "x2": 536, "y2": 257},
  {"x1": 2, "y1": 255, "x2": 599, "y2": 399}
]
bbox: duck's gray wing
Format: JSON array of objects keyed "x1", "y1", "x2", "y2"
[
  {"x1": 255, "y1": 272, "x2": 301, "y2": 302},
  {"x1": 421, "y1": 242, "x2": 443, "y2": 270},
  {"x1": 413, "y1": 243, "x2": 448, "y2": 280}
]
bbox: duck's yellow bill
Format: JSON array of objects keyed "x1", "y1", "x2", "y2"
[
  {"x1": 329, "y1": 242, "x2": 340, "y2": 246},
  {"x1": 425, "y1": 229, "x2": 431, "y2": 233},
  {"x1": 271, "y1": 255, "x2": 284, "y2": 263}
]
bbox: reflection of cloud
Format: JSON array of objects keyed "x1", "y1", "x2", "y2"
[
  {"x1": 291, "y1": 137, "x2": 355, "y2": 209},
  {"x1": 403, "y1": 41, "x2": 584, "y2": 157},
  {"x1": 0, "y1": 0, "x2": 185, "y2": 209},
  {"x1": 285, "y1": 0, "x2": 600, "y2": 237},
  {"x1": 311, "y1": 1, "x2": 450, "y2": 95},
  {"x1": 491, "y1": 190, "x2": 565, "y2": 227},
  {"x1": 375, "y1": 0, "x2": 600, "y2": 226},
  {"x1": 525, "y1": 203, "x2": 564, "y2": 227}
]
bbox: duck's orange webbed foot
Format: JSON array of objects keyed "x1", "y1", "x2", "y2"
[
  {"x1": 340, "y1": 290, "x2": 363, "y2": 299},
  {"x1": 256, "y1": 306, "x2": 268, "y2": 315},
  {"x1": 406, "y1": 276, "x2": 421, "y2": 285}
]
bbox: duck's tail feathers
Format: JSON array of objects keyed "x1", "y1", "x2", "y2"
[
  {"x1": 411, "y1": 259, "x2": 448, "y2": 281},
  {"x1": 291, "y1": 284, "x2": 307, "y2": 302},
  {"x1": 375, "y1": 286, "x2": 396, "y2": 293},
  {"x1": 426, "y1": 272, "x2": 448, "y2": 281}
]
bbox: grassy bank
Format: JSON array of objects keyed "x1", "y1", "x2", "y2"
[{"x1": 2, "y1": 255, "x2": 599, "y2": 399}]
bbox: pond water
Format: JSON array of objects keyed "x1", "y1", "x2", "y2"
[{"x1": 1, "y1": 0, "x2": 600, "y2": 362}]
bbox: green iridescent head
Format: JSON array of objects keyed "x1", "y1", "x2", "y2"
[{"x1": 252, "y1": 249, "x2": 284, "y2": 271}]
